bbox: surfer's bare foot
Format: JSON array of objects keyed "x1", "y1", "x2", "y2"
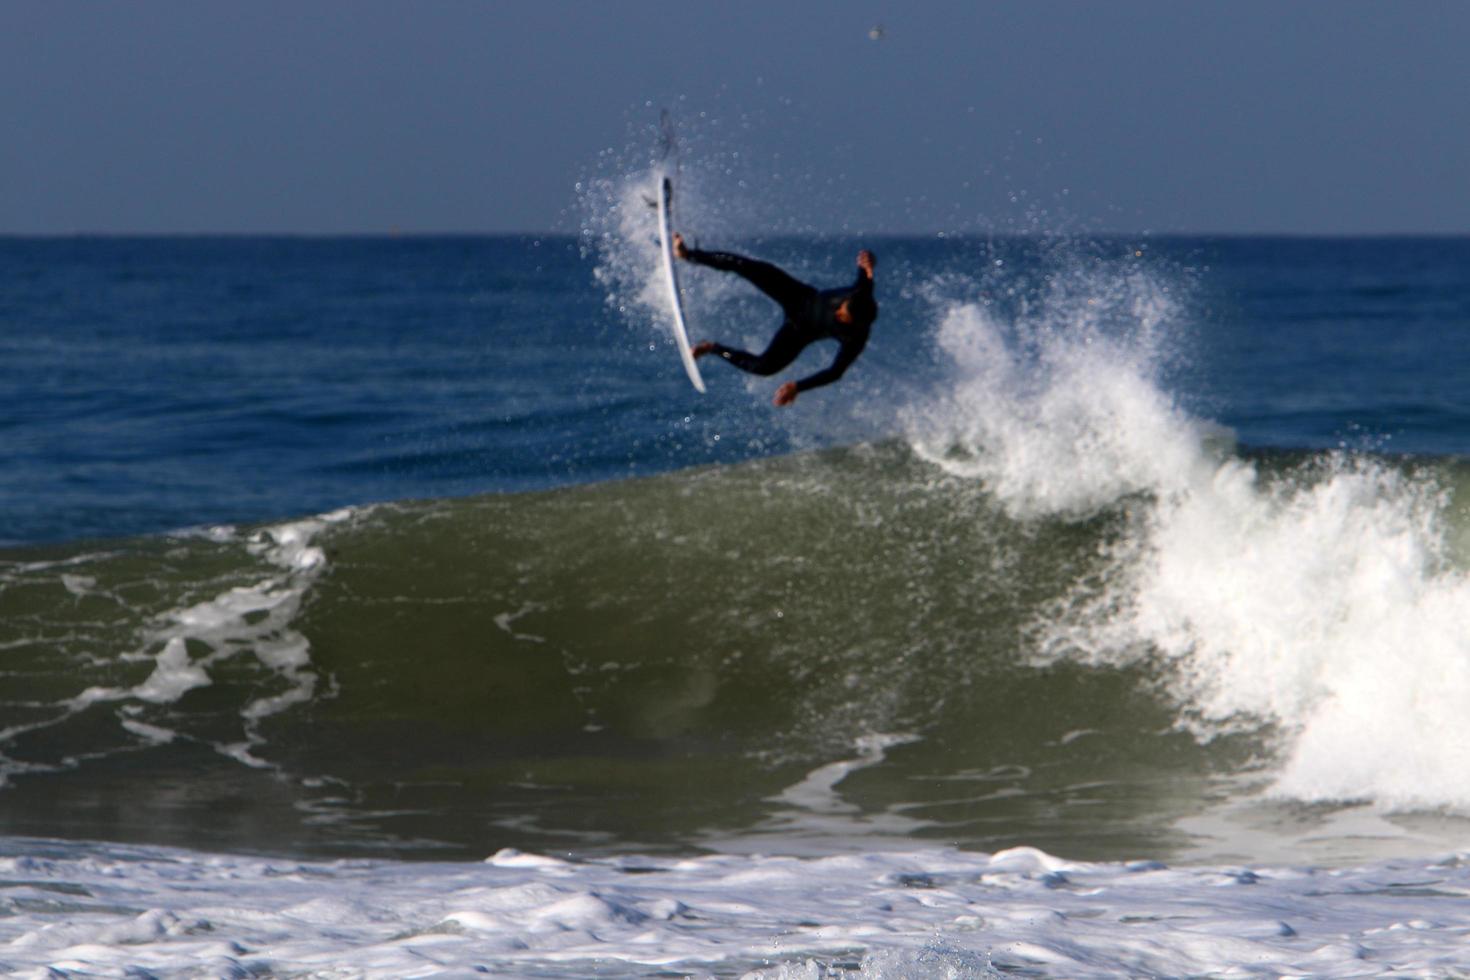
[
  {"x1": 857, "y1": 249, "x2": 876, "y2": 280},
  {"x1": 692, "y1": 341, "x2": 716, "y2": 358},
  {"x1": 672, "y1": 233, "x2": 689, "y2": 260},
  {"x1": 773, "y1": 381, "x2": 799, "y2": 407}
]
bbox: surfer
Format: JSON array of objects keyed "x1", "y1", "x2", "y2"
[{"x1": 673, "y1": 234, "x2": 877, "y2": 407}]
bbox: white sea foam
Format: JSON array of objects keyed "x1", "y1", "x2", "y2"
[
  {"x1": 1118, "y1": 453, "x2": 1470, "y2": 810},
  {"x1": 707, "y1": 735, "x2": 931, "y2": 852},
  {"x1": 905, "y1": 256, "x2": 1470, "y2": 814},
  {"x1": 2, "y1": 835, "x2": 1469, "y2": 978},
  {"x1": 23, "y1": 510, "x2": 355, "y2": 782}
]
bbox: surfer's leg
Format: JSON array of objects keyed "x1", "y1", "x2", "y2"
[
  {"x1": 685, "y1": 249, "x2": 814, "y2": 311},
  {"x1": 709, "y1": 322, "x2": 808, "y2": 376}
]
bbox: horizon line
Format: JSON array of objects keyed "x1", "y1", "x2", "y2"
[{"x1": 4, "y1": 229, "x2": 1469, "y2": 241}]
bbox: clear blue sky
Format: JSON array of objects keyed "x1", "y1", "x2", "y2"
[{"x1": 4, "y1": 1, "x2": 1467, "y2": 235}]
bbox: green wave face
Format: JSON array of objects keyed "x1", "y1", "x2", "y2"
[{"x1": 4, "y1": 444, "x2": 1468, "y2": 861}]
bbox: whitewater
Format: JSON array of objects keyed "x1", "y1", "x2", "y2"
[
  {"x1": 903, "y1": 259, "x2": 1470, "y2": 816},
  {"x1": 7, "y1": 822, "x2": 1470, "y2": 977}
]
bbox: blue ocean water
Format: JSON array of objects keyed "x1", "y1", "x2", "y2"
[
  {"x1": 4, "y1": 235, "x2": 1467, "y2": 545},
  {"x1": 4, "y1": 230, "x2": 1470, "y2": 976}
]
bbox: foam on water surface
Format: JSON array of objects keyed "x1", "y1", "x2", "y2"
[
  {"x1": 3, "y1": 837, "x2": 1470, "y2": 978},
  {"x1": 0, "y1": 510, "x2": 355, "y2": 787}
]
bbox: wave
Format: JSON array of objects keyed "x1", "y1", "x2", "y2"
[
  {"x1": 1, "y1": 434, "x2": 1467, "y2": 857},
  {"x1": 4, "y1": 219, "x2": 1469, "y2": 857},
  {"x1": 898, "y1": 252, "x2": 1470, "y2": 815}
]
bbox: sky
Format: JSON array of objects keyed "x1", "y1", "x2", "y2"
[{"x1": 3, "y1": 1, "x2": 1468, "y2": 236}]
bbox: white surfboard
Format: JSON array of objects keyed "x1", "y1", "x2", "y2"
[{"x1": 655, "y1": 176, "x2": 706, "y2": 393}]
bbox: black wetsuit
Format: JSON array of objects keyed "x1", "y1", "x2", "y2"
[{"x1": 684, "y1": 248, "x2": 877, "y2": 394}]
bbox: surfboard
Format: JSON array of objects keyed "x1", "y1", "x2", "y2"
[{"x1": 655, "y1": 176, "x2": 706, "y2": 393}]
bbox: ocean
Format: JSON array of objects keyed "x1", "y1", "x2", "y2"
[{"x1": 2, "y1": 220, "x2": 1469, "y2": 975}]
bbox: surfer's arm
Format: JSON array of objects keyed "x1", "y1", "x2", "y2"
[
  {"x1": 793, "y1": 334, "x2": 868, "y2": 395},
  {"x1": 773, "y1": 339, "x2": 863, "y2": 407}
]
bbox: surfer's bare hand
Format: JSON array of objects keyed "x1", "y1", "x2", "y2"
[
  {"x1": 857, "y1": 249, "x2": 876, "y2": 280},
  {"x1": 773, "y1": 382, "x2": 799, "y2": 407},
  {"x1": 692, "y1": 341, "x2": 715, "y2": 359},
  {"x1": 672, "y1": 233, "x2": 689, "y2": 260}
]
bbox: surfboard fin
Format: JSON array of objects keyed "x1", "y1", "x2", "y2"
[{"x1": 659, "y1": 109, "x2": 678, "y2": 173}]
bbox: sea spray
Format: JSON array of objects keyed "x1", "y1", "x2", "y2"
[
  {"x1": 903, "y1": 245, "x2": 1470, "y2": 812},
  {"x1": 579, "y1": 123, "x2": 767, "y2": 351},
  {"x1": 905, "y1": 298, "x2": 1203, "y2": 518}
]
